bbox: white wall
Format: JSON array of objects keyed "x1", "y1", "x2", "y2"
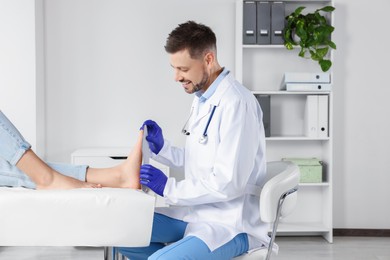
[
  {"x1": 332, "y1": 0, "x2": 390, "y2": 229},
  {"x1": 43, "y1": 0, "x2": 236, "y2": 166},
  {"x1": 7, "y1": 0, "x2": 388, "y2": 229},
  {"x1": 0, "y1": 0, "x2": 44, "y2": 156}
]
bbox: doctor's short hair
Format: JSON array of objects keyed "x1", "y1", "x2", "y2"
[{"x1": 165, "y1": 21, "x2": 217, "y2": 59}]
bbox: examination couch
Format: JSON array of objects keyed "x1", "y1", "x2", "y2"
[{"x1": 0, "y1": 187, "x2": 155, "y2": 259}]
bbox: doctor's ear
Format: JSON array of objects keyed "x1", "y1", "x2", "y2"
[{"x1": 204, "y1": 52, "x2": 215, "y2": 66}]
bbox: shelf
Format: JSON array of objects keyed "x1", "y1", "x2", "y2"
[
  {"x1": 277, "y1": 222, "x2": 330, "y2": 233},
  {"x1": 276, "y1": 222, "x2": 333, "y2": 242},
  {"x1": 243, "y1": 0, "x2": 332, "y2": 3},
  {"x1": 243, "y1": 44, "x2": 285, "y2": 49},
  {"x1": 266, "y1": 136, "x2": 330, "y2": 141},
  {"x1": 253, "y1": 90, "x2": 331, "y2": 95}
]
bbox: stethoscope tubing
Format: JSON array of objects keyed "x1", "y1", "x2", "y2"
[
  {"x1": 201, "y1": 105, "x2": 217, "y2": 139},
  {"x1": 182, "y1": 105, "x2": 217, "y2": 144}
]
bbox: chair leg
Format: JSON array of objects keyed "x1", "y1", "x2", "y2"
[
  {"x1": 104, "y1": 247, "x2": 109, "y2": 260},
  {"x1": 266, "y1": 188, "x2": 298, "y2": 260},
  {"x1": 112, "y1": 247, "x2": 128, "y2": 260},
  {"x1": 103, "y1": 246, "x2": 123, "y2": 260}
]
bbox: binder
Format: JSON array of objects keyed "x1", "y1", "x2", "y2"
[
  {"x1": 256, "y1": 94, "x2": 271, "y2": 137},
  {"x1": 256, "y1": 2, "x2": 271, "y2": 44},
  {"x1": 271, "y1": 2, "x2": 285, "y2": 44},
  {"x1": 304, "y1": 95, "x2": 329, "y2": 138},
  {"x1": 304, "y1": 95, "x2": 319, "y2": 138},
  {"x1": 283, "y1": 72, "x2": 331, "y2": 83},
  {"x1": 285, "y1": 83, "x2": 332, "y2": 92},
  {"x1": 243, "y1": 1, "x2": 257, "y2": 44},
  {"x1": 318, "y1": 95, "x2": 329, "y2": 138}
]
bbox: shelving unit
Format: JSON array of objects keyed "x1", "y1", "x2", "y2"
[{"x1": 235, "y1": 0, "x2": 334, "y2": 242}]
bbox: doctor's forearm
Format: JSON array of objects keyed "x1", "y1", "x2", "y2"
[{"x1": 163, "y1": 177, "x2": 243, "y2": 206}]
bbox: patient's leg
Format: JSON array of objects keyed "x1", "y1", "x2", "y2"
[
  {"x1": 85, "y1": 130, "x2": 143, "y2": 189},
  {"x1": 16, "y1": 149, "x2": 101, "y2": 190},
  {"x1": 0, "y1": 110, "x2": 100, "y2": 189}
]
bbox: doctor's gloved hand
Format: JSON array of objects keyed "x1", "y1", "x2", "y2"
[
  {"x1": 140, "y1": 164, "x2": 167, "y2": 197},
  {"x1": 141, "y1": 120, "x2": 164, "y2": 154}
]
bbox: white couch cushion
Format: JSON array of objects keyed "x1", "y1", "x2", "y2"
[{"x1": 0, "y1": 187, "x2": 155, "y2": 247}]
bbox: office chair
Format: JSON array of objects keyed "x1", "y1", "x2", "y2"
[{"x1": 234, "y1": 160, "x2": 300, "y2": 260}]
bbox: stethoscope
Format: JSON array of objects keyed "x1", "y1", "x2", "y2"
[{"x1": 182, "y1": 105, "x2": 217, "y2": 144}]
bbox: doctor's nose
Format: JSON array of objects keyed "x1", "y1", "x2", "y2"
[{"x1": 174, "y1": 70, "x2": 184, "y2": 82}]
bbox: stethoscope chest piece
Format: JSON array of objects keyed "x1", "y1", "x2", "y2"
[
  {"x1": 198, "y1": 105, "x2": 217, "y2": 144},
  {"x1": 198, "y1": 134, "x2": 208, "y2": 144}
]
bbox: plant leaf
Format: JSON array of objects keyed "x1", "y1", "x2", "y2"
[
  {"x1": 310, "y1": 51, "x2": 318, "y2": 61},
  {"x1": 328, "y1": 41, "x2": 337, "y2": 49},
  {"x1": 316, "y1": 47, "x2": 329, "y2": 59},
  {"x1": 285, "y1": 42, "x2": 294, "y2": 50},
  {"x1": 319, "y1": 59, "x2": 332, "y2": 72},
  {"x1": 296, "y1": 20, "x2": 307, "y2": 42},
  {"x1": 294, "y1": 6, "x2": 306, "y2": 15},
  {"x1": 299, "y1": 48, "x2": 306, "y2": 58},
  {"x1": 318, "y1": 6, "x2": 335, "y2": 13}
]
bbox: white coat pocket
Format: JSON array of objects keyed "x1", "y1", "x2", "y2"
[{"x1": 194, "y1": 137, "x2": 217, "y2": 174}]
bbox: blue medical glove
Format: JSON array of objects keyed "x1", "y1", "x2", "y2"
[
  {"x1": 140, "y1": 164, "x2": 167, "y2": 197},
  {"x1": 141, "y1": 120, "x2": 164, "y2": 154}
]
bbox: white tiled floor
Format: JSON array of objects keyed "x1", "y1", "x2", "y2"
[{"x1": 1, "y1": 237, "x2": 390, "y2": 259}]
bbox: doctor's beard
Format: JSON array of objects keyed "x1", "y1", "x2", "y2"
[{"x1": 193, "y1": 69, "x2": 210, "y2": 94}]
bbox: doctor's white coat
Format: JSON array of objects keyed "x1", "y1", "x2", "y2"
[{"x1": 153, "y1": 73, "x2": 269, "y2": 252}]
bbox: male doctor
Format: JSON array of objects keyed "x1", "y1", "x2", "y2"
[{"x1": 118, "y1": 21, "x2": 268, "y2": 259}]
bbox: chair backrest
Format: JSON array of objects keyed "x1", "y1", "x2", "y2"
[
  {"x1": 232, "y1": 161, "x2": 299, "y2": 260},
  {"x1": 260, "y1": 161, "x2": 300, "y2": 223}
]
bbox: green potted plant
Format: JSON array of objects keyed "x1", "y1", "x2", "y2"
[{"x1": 283, "y1": 6, "x2": 336, "y2": 72}]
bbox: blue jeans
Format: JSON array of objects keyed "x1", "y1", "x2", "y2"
[
  {"x1": 0, "y1": 111, "x2": 87, "y2": 189},
  {"x1": 117, "y1": 213, "x2": 249, "y2": 260}
]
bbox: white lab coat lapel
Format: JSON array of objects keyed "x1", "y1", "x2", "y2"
[{"x1": 188, "y1": 75, "x2": 230, "y2": 133}]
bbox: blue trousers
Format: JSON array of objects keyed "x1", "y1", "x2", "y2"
[
  {"x1": 0, "y1": 111, "x2": 87, "y2": 188},
  {"x1": 117, "y1": 213, "x2": 249, "y2": 260}
]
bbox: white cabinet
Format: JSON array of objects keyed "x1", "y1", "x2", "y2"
[
  {"x1": 236, "y1": 0, "x2": 334, "y2": 242},
  {"x1": 71, "y1": 147, "x2": 169, "y2": 207}
]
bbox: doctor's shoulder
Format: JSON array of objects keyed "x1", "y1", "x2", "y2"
[
  {"x1": 225, "y1": 75, "x2": 252, "y2": 96},
  {"x1": 224, "y1": 79, "x2": 257, "y2": 105}
]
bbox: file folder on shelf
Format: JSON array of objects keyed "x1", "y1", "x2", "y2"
[
  {"x1": 271, "y1": 2, "x2": 285, "y2": 44},
  {"x1": 243, "y1": 1, "x2": 257, "y2": 44},
  {"x1": 255, "y1": 94, "x2": 271, "y2": 137},
  {"x1": 318, "y1": 95, "x2": 329, "y2": 138},
  {"x1": 285, "y1": 83, "x2": 332, "y2": 92},
  {"x1": 304, "y1": 95, "x2": 319, "y2": 138},
  {"x1": 256, "y1": 2, "x2": 271, "y2": 44},
  {"x1": 283, "y1": 72, "x2": 331, "y2": 83},
  {"x1": 304, "y1": 95, "x2": 329, "y2": 138}
]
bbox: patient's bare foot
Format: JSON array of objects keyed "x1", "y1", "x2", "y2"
[
  {"x1": 84, "y1": 131, "x2": 143, "y2": 189},
  {"x1": 116, "y1": 130, "x2": 143, "y2": 189}
]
